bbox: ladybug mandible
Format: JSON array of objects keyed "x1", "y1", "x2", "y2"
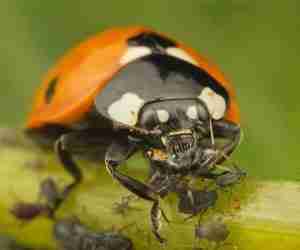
[{"x1": 26, "y1": 26, "x2": 241, "y2": 242}]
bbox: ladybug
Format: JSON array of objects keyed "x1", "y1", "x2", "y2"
[{"x1": 26, "y1": 26, "x2": 241, "y2": 242}]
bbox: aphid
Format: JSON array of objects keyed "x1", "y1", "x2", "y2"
[
  {"x1": 177, "y1": 188, "x2": 218, "y2": 215},
  {"x1": 54, "y1": 218, "x2": 133, "y2": 250},
  {"x1": 10, "y1": 202, "x2": 50, "y2": 221},
  {"x1": 112, "y1": 195, "x2": 138, "y2": 216},
  {"x1": 11, "y1": 178, "x2": 59, "y2": 220},
  {"x1": 216, "y1": 165, "x2": 246, "y2": 188},
  {"x1": 195, "y1": 219, "x2": 230, "y2": 245}
]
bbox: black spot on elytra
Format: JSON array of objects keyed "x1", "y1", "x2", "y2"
[
  {"x1": 128, "y1": 32, "x2": 176, "y2": 53},
  {"x1": 45, "y1": 77, "x2": 58, "y2": 103}
]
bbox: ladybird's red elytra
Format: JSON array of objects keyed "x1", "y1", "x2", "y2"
[
  {"x1": 25, "y1": 26, "x2": 243, "y2": 242},
  {"x1": 27, "y1": 27, "x2": 149, "y2": 129}
]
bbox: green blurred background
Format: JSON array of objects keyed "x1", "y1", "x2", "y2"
[{"x1": 1, "y1": 1, "x2": 299, "y2": 181}]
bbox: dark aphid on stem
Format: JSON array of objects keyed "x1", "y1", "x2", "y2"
[
  {"x1": 112, "y1": 195, "x2": 140, "y2": 216},
  {"x1": 177, "y1": 188, "x2": 218, "y2": 215},
  {"x1": 11, "y1": 178, "x2": 60, "y2": 220},
  {"x1": 195, "y1": 219, "x2": 230, "y2": 244},
  {"x1": 10, "y1": 202, "x2": 50, "y2": 221},
  {"x1": 54, "y1": 218, "x2": 133, "y2": 250},
  {"x1": 216, "y1": 165, "x2": 246, "y2": 188}
]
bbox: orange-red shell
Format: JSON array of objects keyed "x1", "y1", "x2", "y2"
[{"x1": 26, "y1": 26, "x2": 239, "y2": 129}]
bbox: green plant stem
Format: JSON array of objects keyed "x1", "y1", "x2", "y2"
[{"x1": 0, "y1": 128, "x2": 299, "y2": 250}]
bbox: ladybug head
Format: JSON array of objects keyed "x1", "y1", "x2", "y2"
[{"x1": 136, "y1": 98, "x2": 212, "y2": 170}]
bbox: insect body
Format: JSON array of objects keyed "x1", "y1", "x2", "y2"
[
  {"x1": 195, "y1": 219, "x2": 230, "y2": 249},
  {"x1": 11, "y1": 178, "x2": 60, "y2": 220},
  {"x1": 177, "y1": 188, "x2": 218, "y2": 215},
  {"x1": 26, "y1": 26, "x2": 242, "y2": 242},
  {"x1": 216, "y1": 165, "x2": 246, "y2": 188},
  {"x1": 10, "y1": 202, "x2": 50, "y2": 221},
  {"x1": 54, "y1": 218, "x2": 133, "y2": 250}
]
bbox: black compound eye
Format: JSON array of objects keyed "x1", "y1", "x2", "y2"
[{"x1": 138, "y1": 109, "x2": 158, "y2": 130}]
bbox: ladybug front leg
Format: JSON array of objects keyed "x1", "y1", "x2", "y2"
[
  {"x1": 193, "y1": 120, "x2": 241, "y2": 180},
  {"x1": 203, "y1": 120, "x2": 241, "y2": 166},
  {"x1": 212, "y1": 120, "x2": 241, "y2": 158},
  {"x1": 105, "y1": 139, "x2": 167, "y2": 243}
]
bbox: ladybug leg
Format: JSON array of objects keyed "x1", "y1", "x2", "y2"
[
  {"x1": 212, "y1": 120, "x2": 241, "y2": 156},
  {"x1": 105, "y1": 139, "x2": 166, "y2": 243},
  {"x1": 213, "y1": 121, "x2": 245, "y2": 175},
  {"x1": 46, "y1": 135, "x2": 84, "y2": 214},
  {"x1": 209, "y1": 120, "x2": 244, "y2": 182},
  {"x1": 42, "y1": 131, "x2": 104, "y2": 212},
  {"x1": 193, "y1": 166, "x2": 230, "y2": 179},
  {"x1": 41, "y1": 131, "x2": 113, "y2": 216},
  {"x1": 193, "y1": 121, "x2": 241, "y2": 179},
  {"x1": 205, "y1": 120, "x2": 241, "y2": 167}
]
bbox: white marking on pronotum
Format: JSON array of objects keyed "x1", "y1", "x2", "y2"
[
  {"x1": 107, "y1": 92, "x2": 145, "y2": 126},
  {"x1": 120, "y1": 46, "x2": 152, "y2": 65},
  {"x1": 166, "y1": 47, "x2": 198, "y2": 66},
  {"x1": 186, "y1": 105, "x2": 198, "y2": 119},
  {"x1": 156, "y1": 109, "x2": 170, "y2": 123},
  {"x1": 198, "y1": 87, "x2": 226, "y2": 120}
]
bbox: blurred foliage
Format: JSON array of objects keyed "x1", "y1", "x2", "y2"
[{"x1": 0, "y1": 0, "x2": 299, "y2": 181}]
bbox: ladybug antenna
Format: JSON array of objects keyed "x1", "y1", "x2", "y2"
[{"x1": 209, "y1": 117, "x2": 215, "y2": 147}]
